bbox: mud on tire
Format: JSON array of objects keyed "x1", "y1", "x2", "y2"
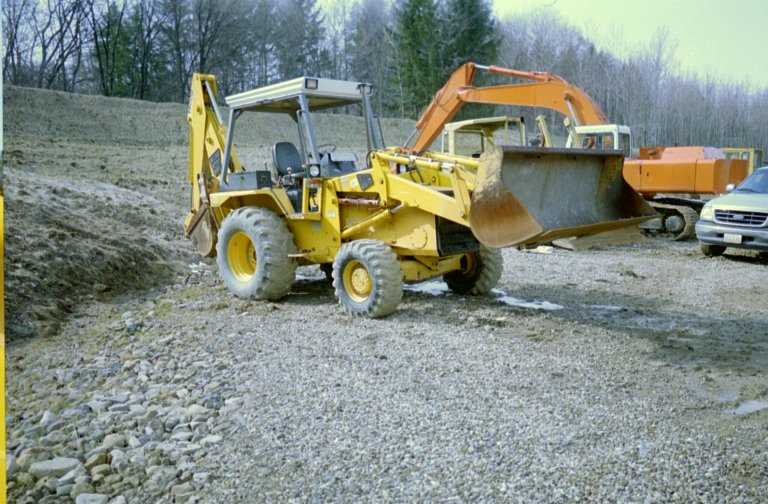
[
  {"x1": 216, "y1": 207, "x2": 296, "y2": 300},
  {"x1": 332, "y1": 240, "x2": 403, "y2": 318},
  {"x1": 444, "y1": 246, "x2": 503, "y2": 295}
]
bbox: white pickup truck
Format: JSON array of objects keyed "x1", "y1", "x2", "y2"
[{"x1": 696, "y1": 166, "x2": 768, "y2": 256}]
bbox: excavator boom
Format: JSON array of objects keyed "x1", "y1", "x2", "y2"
[{"x1": 408, "y1": 63, "x2": 608, "y2": 154}]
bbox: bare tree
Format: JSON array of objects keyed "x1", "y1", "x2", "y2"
[
  {"x1": 86, "y1": 0, "x2": 128, "y2": 96},
  {"x1": 129, "y1": 0, "x2": 163, "y2": 99},
  {"x1": 23, "y1": 0, "x2": 87, "y2": 90},
  {"x1": 159, "y1": 0, "x2": 191, "y2": 101},
  {"x1": 2, "y1": 0, "x2": 33, "y2": 84}
]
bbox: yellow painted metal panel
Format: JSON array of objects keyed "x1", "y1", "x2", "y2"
[{"x1": 400, "y1": 255, "x2": 463, "y2": 282}]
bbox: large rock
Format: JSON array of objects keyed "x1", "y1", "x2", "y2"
[
  {"x1": 102, "y1": 433, "x2": 126, "y2": 449},
  {"x1": 29, "y1": 457, "x2": 80, "y2": 478},
  {"x1": 58, "y1": 465, "x2": 86, "y2": 485},
  {"x1": 75, "y1": 494, "x2": 109, "y2": 504},
  {"x1": 84, "y1": 451, "x2": 107, "y2": 470},
  {"x1": 70, "y1": 480, "x2": 95, "y2": 498},
  {"x1": 6, "y1": 452, "x2": 16, "y2": 478}
]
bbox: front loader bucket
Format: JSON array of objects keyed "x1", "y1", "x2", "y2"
[{"x1": 469, "y1": 146, "x2": 657, "y2": 248}]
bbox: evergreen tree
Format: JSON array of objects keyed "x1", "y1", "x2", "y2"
[
  {"x1": 274, "y1": 0, "x2": 325, "y2": 79},
  {"x1": 392, "y1": 0, "x2": 443, "y2": 118},
  {"x1": 441, "y1": 0, "x2": 499, "y2": 71},
  {"x1": 348, "y1": 0, "x2": 392, "y2": 113}
]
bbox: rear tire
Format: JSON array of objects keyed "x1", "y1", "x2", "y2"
[
  {"x1": 444, "y1": 246, "x2": 503, "y2": 295},
  {"x1": 216, "y1": 207, "x2": 296, "y2": 300},
  {"x1": 333, "y1": 240, "x2": 402, "y2": 318},
  {"x1": 700, "y1": 243, "x2": 726, "y2": 257}
]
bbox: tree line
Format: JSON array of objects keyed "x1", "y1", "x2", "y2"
[{"x1": 3, "y1": 0, "x2": 767, "y2": 153}]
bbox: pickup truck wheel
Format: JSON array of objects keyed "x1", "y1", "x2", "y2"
[
  {"x1": 444, "y1": 246, "x2": 503, "y2": 295},
  {"x1": 216, "y1": 207, "x2": 296, "y2": 300},
  {"x1": 700, "y1": 243, "x2": 726, "y2": 257}
]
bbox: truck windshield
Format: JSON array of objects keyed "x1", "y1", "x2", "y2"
[{"x1": 736, "y1": 168, "x2": 768, "y2": 193}]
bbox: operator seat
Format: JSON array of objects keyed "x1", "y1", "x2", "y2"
[
  {"x1": 272, "y1": 141, "x2": 304, "y2": 213},
  {"x1": 272, "y1": 142, "x2": 303, "y2": 176}
]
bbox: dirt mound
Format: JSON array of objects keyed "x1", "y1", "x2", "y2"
[
  {"x1": 3, "y1": 85, "x2": 414, "y2": 339},
  {"x1": 4, "y1": 169, "x2": 189, "y2": 338}
]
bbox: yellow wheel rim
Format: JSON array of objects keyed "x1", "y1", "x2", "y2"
[
  {"x1": 342, "y1": 260, "x2": 372, "y2": 302},
  {"x1": 461, "y1": 252, "x2": 478, "y2": 276},
  {"x1": 227, "y1": 231, "x2": 257, "y2": 281}
]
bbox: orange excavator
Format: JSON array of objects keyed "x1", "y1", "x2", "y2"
[
  {"x1": 406, "y1": 62, "x2": 748, "y2": 240},
  {"x1": 404, "y1": 62, "x2": 607, "y2": 153}
]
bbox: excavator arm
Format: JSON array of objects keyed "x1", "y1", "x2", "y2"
[{"x1": 407, "y1": 62, "x2": 608, "y2": 154}]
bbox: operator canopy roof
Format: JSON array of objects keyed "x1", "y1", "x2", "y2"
[{"x1": 225, "y1": 77, "x2": 368, "y2": 113}]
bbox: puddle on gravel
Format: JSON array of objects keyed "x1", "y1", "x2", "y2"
[
  {"x1": 590, "y1": 304, "x2": 625, "y2": 311},
  {"x1": 403, "y1": 280, "x2": 451, "y2": 297},
  {"x1": 403, "y1": 281, "x2": 564, "y2": 311},
  {"x1": 725, "y1": 400, "x2": 768, "y2": 416},
  {"x1": 716, "y1": 390, "x2": 739, "y2": 403},
  {"x1": 588, "y1": 306, "x2": 711, "y2": 337},
  {"x1": 493, "y1": 289, "x2": 563, "y2": 311}
]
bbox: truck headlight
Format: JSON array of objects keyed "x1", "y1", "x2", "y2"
[
  {"x1": 700, "y1": 205, "x2": 714, "y2": 221},
  {"x1": 308, "y1": 165, "x2": 321, "y2": 178}
]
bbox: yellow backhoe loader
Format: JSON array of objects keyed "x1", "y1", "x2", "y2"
[{"x1": 183, "y1": 65, "x2": 654, "y2": 317}]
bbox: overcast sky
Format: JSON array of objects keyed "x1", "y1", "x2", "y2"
[{"x1": 493, "y1": 0, "x2": 768, "y2": 88}]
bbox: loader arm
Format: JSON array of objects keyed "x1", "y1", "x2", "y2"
[{"x1": 408, "y1": 62, "x2": 608, "y2": 154}]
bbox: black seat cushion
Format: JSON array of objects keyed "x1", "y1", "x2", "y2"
[{"x1": 272, "y1": 142, "x2": 303, "y2": 176}]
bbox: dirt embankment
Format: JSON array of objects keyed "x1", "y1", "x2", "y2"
[{"x1": 3, "y1": 85, "x2": 413, "y2": 339}]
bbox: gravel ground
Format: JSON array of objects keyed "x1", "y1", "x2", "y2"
[{"x1": 7, "y1": 241, "x2": 768, "y2": 502}]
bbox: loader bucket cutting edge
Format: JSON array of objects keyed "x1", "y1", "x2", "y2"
[{"x1": 469, "y1": 146, "x2": 657, "y2": 248}]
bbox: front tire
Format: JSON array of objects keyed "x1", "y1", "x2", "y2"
[
  {"x1": 700, "y1": 243, "x2": 726, "y2": 257},
  {"x1": 444, "y1": 246, "x2": 503, "y2": 295},
  {"x1": 332, "y1": 240, "x2": 402, "y2": 318},
  {"x1": 216, "y1": 207, "x2": 296, "y2": 300}
]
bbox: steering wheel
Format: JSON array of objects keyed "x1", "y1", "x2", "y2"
[{"x1": 317, "y1": 143, "x2": 337, "y2": 154}]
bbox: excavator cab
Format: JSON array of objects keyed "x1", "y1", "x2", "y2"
[
  {"x1": 564, "y1": 122, "x2": 633, "y2": 158},
  {"x1": 440, "y1": 116, "x2": 527, "y2": 157}
]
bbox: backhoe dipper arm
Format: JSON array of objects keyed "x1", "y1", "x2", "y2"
[{"x1": 407, "y1": 62, "x2": 608, "y2": 154}]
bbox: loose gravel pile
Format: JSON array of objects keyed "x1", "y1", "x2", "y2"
[{"x1": 7, "y1": 245, "x2": 768, "y2": 502}]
